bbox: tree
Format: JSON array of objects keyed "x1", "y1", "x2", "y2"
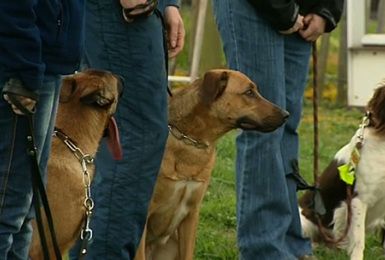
[{"x1": 337, "y1": 0, "x2": 347, "y2": 105}]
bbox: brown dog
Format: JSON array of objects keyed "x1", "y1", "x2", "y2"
[
  {"x1": 29, "y1": 69, "x2": 122, "y2": 259},
  {"x1": 134, "y1": 69, "x2": 289, "y2": 260}
]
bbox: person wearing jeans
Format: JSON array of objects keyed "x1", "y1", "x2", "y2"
[
  {"x1": 212, "y1": 0, "x2": 343, "y2": 259},
  {"x1": 0, "y1": 76, "x2": 61, "y2": 259},
  {"x1": 0, "y1": 1, "x2": 85, "y2": 259},
  {"x1": 69, "y1": 0, "x2": 185, "y2": 259}
]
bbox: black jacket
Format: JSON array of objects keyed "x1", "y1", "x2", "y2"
[
  {"x1": 0, "y1": 0, "x2": 85, "y2": 93},
  {"x1": 247, "y1": 0, "x2": 344, "y2": 32}
]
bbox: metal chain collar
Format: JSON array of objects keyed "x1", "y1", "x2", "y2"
[
  {"x1": 53, "y1": 129, "x2": 94, "y2": 242},
  {"x1": 168, "y1": 124, "x2": 209, "y2": 149}
]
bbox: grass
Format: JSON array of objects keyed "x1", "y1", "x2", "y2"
[{"x1": 194, "y1": 100, "x2": 385, "y2": 259}]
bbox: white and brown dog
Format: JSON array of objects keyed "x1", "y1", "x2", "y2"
[{"x1": 299, "y1": 79, "x2": 385, "y2": 260}]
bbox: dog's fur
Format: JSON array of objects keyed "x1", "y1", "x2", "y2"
[
  {"x1": 29, "y1": 69, "x2": 122, "y2": 259},
  {"x1": 299, "y1": 80, "x2": 385, "y2": 260},
  {"x1": 134, "y1": 69, "x2": 289, "y2": 260}
]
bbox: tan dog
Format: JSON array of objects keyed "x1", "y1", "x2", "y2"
[
  {"x1": 135, "y1": 69, "x2": 289, "y2": 260},
  {"x1": 29, "y1": 69, "x2": 122, "y2": 259}
]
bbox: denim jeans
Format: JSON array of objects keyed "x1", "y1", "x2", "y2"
[
  {"x1": 69, "y1": 1, "x2": 168, "y2": 259},
  {"x1": 213, "y1": 1, "x2": 312, "y2": 259},
  {"x1": 0, "y1": 75, "x2": 61, "y2": 259}
]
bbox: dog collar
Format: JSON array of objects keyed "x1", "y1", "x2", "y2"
[
  {"x1": 338, "y1": 112, "x2": 370, "y2": 185},
  {"x1": 168, "y1": 124, "x2": 209, "y2": 149}
]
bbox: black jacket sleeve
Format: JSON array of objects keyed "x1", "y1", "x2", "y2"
[
  {"x1": 247, "y1": 0, "x2": 300, "y2": 31},
  {"x1": 247, "y1": 0, "x2": 344, "y2": 33},
  {"x1": 0, "y1": 0, "x2": 44, "y2": 93},
  {"x1": 310, "y1": 0, "x2": 344, "y2": 32}
]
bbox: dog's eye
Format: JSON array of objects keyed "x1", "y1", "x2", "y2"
[{"x1": 244, "y1": 89, "x2": 256, "y2": 97}]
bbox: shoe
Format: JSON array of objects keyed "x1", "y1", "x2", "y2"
[{"x1": 298, "y1": 255, "x2": 318, "y2": 260}]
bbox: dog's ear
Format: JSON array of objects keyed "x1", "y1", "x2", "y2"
[
  {"x1": 367, "y1": 85, "x2": 385, "y2": 133},
  {"x1": 60, "y1": 76, "x2": 77, "y2": 103},
  {"x1": 80, "y1": 89, "x2": 114, "y2": 108},
  {"x1": 199, "y1": 70, "x2": 229, "y2": 105}
]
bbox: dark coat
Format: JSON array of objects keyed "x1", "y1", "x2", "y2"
[
  {"x1": 247, "y1": 0, "x2": 344, "y2": 32},
  {"x1": 0, "y1": 0, "x2": 85, "y2": 93}
]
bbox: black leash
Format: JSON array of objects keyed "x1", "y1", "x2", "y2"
[
  {"x1": 53, "y1": 128, "x2": 95, "y2": 260},
  {"x1": 3, "y1": 88, "x2": 62, "y2": 260},
  {"x1": 154, "y1": 8, "x2": 173, "y2": 97}
]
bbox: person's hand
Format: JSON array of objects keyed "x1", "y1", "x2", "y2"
[
  {"x1": 164, "y1": 6, "x2": 185, "y2": 58},
  {"x1": 120, "y1": 0, "x2": 147, "y2": 9},
  {"x1": 279, "y1": 14, "x2": 304, "y2": 35},
  {"x1": 299, "y1": 14, "x2": 326, "y2": 42},
  {"x1": 3, "y1": 94, "x2": 36, "y2": 115},
  {"x1": 120, "y1": 0, "x2": 156, "y2": 22}
]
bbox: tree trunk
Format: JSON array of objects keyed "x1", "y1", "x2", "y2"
[
  {"x1": 189, "y1": 0, "x2": 223, "y2": 79},
  {"x1": 198, "y1": 1, "x2": 223, "y2": 75},
  {"x1": 337, "y1": 1, "x2": 347, "y2": 105},
  {"x1": 377, "y1": 0, "x2": 385, "y2": 33}
]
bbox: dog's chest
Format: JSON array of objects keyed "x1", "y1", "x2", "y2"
[
  {"x1": 171, "y1": 180, "x2": 203, "y2": 219},
  {"x1": 354, "y1": 138, "x2": 385, "y2": 202},
  {"x1": 340, "y1": 133, "x2": 385, "y2": 225},
  {"x1": 153, "y1": 179, "x2": 205, "y2": 242}
]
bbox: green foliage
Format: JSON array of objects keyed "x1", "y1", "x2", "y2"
[{"x1": 195, "y1": 102, "x2": 385, "y2": 259}]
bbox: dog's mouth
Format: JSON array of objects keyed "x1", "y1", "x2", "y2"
[{"x1": 236, "y1": 115, "x2": 288, "y2": 132}]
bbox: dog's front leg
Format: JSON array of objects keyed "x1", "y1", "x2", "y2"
[
  {"x1": 348, "y1": 198, "x2": 367, "y2": 260},
  {"x1": 178, "y1": 209, "x2": 200, "y2": 260}
]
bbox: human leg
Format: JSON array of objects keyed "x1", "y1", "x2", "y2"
[
  {"x1": 213, "y1": 1, "x2": 310, "y2": 259},
  {"x1": 281, "y1": 35, "x2": 313, "y2": 257},
  {"x1": 33, "y1": 75, "x2": 61, "y2": 171},
  {"x1": 0, "y1": 99, "x2": 33, "y2": 260},
  {"x1": 0, "y1": 76, "x2": 60, "y2": 259},
  {"x1": 70, "y1": 1, "x2": 168, "y2": 259}
]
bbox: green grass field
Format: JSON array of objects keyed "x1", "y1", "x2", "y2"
[{"x1": 194, "y1": 100, "x2": 385, "y2": 260}]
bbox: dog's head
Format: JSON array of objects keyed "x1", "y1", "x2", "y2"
[
  {"x1": 57, "y1": 69, "x2": 123, "y2": 159},
  {"x1": 198, "y1": 69, "x2": 289, "y2": 132},
  {"x1": 60, "y1": 69, "x2": 123, "y2": 114},
  {"x1": 366, "y1": 79, "x2": 385, "y2": 134}
]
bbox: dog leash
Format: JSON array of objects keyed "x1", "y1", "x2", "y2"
[
  {"x1": 310, "y1": 40, "x2": 349, "y2": 245},
  {"x1": 3, "y1": 82, "x2": 62, "y2": 260},
  {"x1": 154, "y1": 8, "x2": 173, "y2": 97},
  {"x1": 53, "y1": 128, "x2": 95, "y2": 259},
  {"x1": 310, "y1": 41, "x2": 366, "y2": 246}
]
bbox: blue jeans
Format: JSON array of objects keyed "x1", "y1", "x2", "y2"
[
  {"x1": 69, "y1": 1, "x2": 168, "y2": 259},
  {"x1": 0, "y1": 75, "x2": 61, "y2": 259},
  {"x1": 213, "y1": 1, "x2": 312, "y2": 259}
]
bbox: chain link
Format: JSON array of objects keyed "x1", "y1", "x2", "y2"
[
  {"x1": 168, "y1": 125, "x2": 209, "y2": 149},
  {"x1": 53, "y1": 129, "x2": 95, "y2": 241}
]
